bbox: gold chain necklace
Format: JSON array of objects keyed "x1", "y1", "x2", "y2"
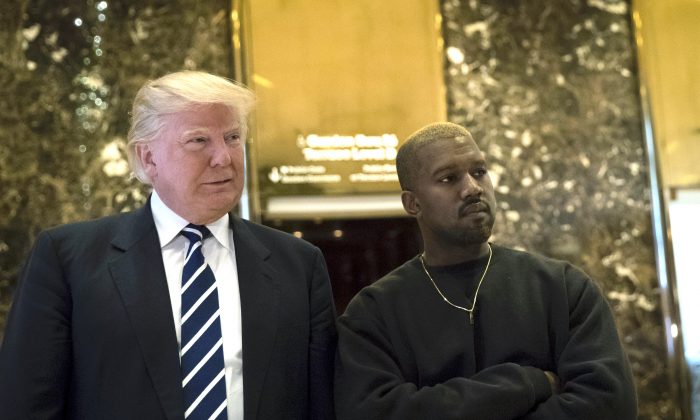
[{"x1": 419, "y1": 243, "x2": 493, "y2": 325}]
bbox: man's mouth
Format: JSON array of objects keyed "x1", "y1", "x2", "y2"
[
  {"x1": 206, "y1": 178, "x2": 232, "y2": 185},
  {"x1": 460, "y1": 201, "x2": 489, "y2": 216}
]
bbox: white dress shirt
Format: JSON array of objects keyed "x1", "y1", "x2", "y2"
[{"x1": 150, "y1": 191, "x2": 243, "y2": 420}]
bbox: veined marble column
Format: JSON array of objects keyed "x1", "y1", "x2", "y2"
[{"x1": 440, "y1": 0, "x2": 687, "y2": 418}]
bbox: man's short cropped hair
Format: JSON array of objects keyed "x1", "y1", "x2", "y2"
[{"x1": 396, "y1": 122, "x2": 472, "y2": 191}]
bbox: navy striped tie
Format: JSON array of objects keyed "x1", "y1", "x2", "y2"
[{"x1": 180, "y1": 224, "x2": 228, "y2": 420}]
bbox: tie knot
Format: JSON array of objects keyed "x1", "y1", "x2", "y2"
[{"x1": 181, "y1": 224, "x2": 212, "y2": 244}]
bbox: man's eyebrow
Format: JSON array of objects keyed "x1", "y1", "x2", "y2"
[{"x1": 430, "y1": 163, "x2": 457, "y2": 177}]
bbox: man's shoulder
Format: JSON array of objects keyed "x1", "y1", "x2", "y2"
[
  {"x1": 44, "y1": 207, "x2": 145, "y2": 240},
  {"x1": 492, "y1": 243, "x2": 572, "y2": 270},
  {"x1": 25, "y1": 207, "x2": 151, "y2": 261},
  {"x1": 234, "y1": 217, "x2": 318, "y2": 252},
  {"x1": 373, "y1": 257, "x2": 424, "y2": 289},
  {"x1": 492, "y1": 243, "x2": 593, "y2": 288},
  {"x1": 342, "y1": 257, "x2": 423, "y2": 315}
]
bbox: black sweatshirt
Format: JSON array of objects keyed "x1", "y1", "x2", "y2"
[{"x1": 335, "y1": 244, "x2": 637, "y2": 420}]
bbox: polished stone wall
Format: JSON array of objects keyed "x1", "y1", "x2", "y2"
[
  {"x1": 0, "y1": 0, "x2": 231, "y2": 336},
  {"x1": 440, "y1": 0, "x2": 682, "y2": 418}
]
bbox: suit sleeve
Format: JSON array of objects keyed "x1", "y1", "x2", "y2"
[
  {"x1": 521, "y1": 265, "x2": 638, "y2": 419},
  {"x1": 0, "y1": 231, "x2": 72, "y2": 419},
  {"x1": 308, "y1": 249, "x2": 338, "y2": 420},
  {"x1": 334, "y1": 296, "x2": 553, "y2": 420}
]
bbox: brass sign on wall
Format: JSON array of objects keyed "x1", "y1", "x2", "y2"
[{"x1": 237, "y1": 0, "x2": 446, "y2": 219}]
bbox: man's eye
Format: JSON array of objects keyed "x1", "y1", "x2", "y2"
[
  {"x1": 189, "y1": 137, "x2": 207, "y2": 143},
  {"x1": 439, "y1": 175, "x2": 454, "y2": 183},
  {"x1": 473, "y1": 169, "x2": 488, "y2": 178},
  {"x1": 225, "y1": 133, "x2": 241, "y2": 143}
]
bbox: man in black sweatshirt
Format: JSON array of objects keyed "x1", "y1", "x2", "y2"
[{"x1": 334, "y1": 122, "x2": 637, "y2": 419}]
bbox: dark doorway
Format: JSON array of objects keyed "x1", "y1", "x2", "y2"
[{"x1": 265, "y1": 217, "x2": 422, "y2": 314}]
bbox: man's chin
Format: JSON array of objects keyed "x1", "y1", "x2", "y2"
[
  {"x1": 463, "y1": 226, "x2": 492, "y2": 245},
  {"x1": 201, "y1": 194, "x2": 239, "y2": 216}
]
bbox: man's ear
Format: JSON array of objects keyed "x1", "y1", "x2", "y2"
[
  {"x1": 401, "y1": 190, "x2": 420, "y2": 216},
  {"x1": 135, "y1": 142, "x2": 156, "y2": 179}
]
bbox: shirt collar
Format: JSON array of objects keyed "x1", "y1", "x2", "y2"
[{"x1": 150, "y1": 190, "x2": 231, "y2": 250}]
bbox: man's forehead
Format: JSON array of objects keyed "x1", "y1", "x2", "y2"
[
  {"x1": 422, "y1": 135, "x2": 481, "y2": 153},
  {"x1": 163, "y1": 108, "x2": 241, "y2": 129},
  {"x1": 419, "y1": 137, "x2": 484, "y2": 165}
]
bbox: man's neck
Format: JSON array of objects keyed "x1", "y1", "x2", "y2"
[{"x1": 422, "y1": 241, "x2": 490, "y2": 266}]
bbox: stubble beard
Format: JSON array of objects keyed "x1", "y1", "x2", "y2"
[
  {"x1": 429, "y1": 222, "x2": 493, "y2": 251},
  {"x1": 421, "y1": 210, "x2": 496, "y2": 251},
  {"x1": 459, "y1": 224, "x2": 492, "y2": 246}
]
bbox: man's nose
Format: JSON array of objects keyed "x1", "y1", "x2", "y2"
[
  {"x1": 210, "y1": 139, "x2": 233, "y2": 166},
  {"x1": 460, "y1": 175, "x2": 483, "y2": 199}
]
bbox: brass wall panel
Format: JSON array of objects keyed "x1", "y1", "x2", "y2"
[{"x1": 244, "y1": 0, "x2": 446, "y2": 218}]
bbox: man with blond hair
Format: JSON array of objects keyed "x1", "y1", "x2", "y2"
[{"x1": 0, "y1": 71, "x2": 337, "y2": 420}]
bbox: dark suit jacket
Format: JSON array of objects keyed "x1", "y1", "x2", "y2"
[{"x1": 0, "y1": 201, "x2": 337, "y2": 419}]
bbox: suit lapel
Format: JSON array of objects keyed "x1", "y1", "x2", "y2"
[
  {"x1": 109, "y1": 203, "x2": 185, "y2": 420},
  {"x1": 231, "y1": 217, "x2": 279, "y2": 420}
]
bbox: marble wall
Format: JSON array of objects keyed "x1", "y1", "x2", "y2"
[
  {"x1": 440, "y1": 0, "x2": 684, "y2": 418},
  {"x1": 0, "y1": 0, "x2": 231, "y2": 336}
]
